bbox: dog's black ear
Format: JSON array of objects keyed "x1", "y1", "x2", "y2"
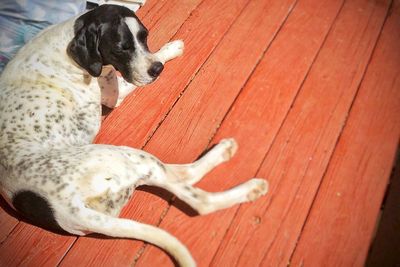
[{"x1": 68, "y1": 23, "x2": 103, "y2": 77}]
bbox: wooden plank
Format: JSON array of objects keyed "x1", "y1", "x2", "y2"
[
  {"x1": 0, "y1": 198, "x2": 18, "y2": 243},
  {"x1": 58, "y1": 1, "x2": 254, "y2": 266},
  {"x1": 210, "y1": 0, "x2": 391, "y2": 266},
  {"x1": 0, "y1": 0, "x2": 201, "y2": 265},
  {"x1": 0, "y1": 225, "x2": 73, "y2": 267},
  {"x1": 135, "y1": 0, "x2": 167, "y2": 21},
  {"x1": 63, "y1": 0, "x2": 293, "y2": 265},
  {"x1": 291, "y1": 1, "x2": 400, "y2": 265},
  {"x1": 135, "y1": 0, "x2": 346, "y2": 266},
  {"x1": 141, "y1": 0, "x2": 203, "y2": 50}
]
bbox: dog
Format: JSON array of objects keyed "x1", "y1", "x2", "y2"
[{"x1": 0, "y1": 4, "x2": 268, "y2": 266}]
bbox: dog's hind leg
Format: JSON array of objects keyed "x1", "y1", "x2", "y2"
[
  {"x1": 165, "y1": 138, "x2": 238, "y2": 185},
  {"x1": 146, "y1": 176, "x2": 268, "y2": 216},
  {"x1": 145, "y1": 139, "x2": 268, "y2": 215}
]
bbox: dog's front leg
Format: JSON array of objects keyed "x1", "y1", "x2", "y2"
[
  {"x1": 97, "y1": 66, "x2": 120, "y2": 108},
  {"x1": 154, "y1": 40, "x2": 185, "y2": 64}
]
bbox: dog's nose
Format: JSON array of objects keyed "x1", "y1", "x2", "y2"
[{"x1": 148, "y1": 61, "x2": 164, "y2": 78}]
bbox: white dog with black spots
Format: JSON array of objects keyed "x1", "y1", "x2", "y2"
[{"x1": 0, "y1": 4, "x2": 268, "y2": 266}]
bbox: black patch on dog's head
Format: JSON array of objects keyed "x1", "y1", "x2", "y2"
[{"x1": 67, "y1": 4, "x2": 148, "y2": 79}]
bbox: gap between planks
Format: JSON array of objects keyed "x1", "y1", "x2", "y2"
[
  {"x1": 134, "y1": 0, "x2": 301, "y2": 264},
  {"x1": 137, "y1": 0, "x2": 352, "y2": 265},
  {"x1": 210, "y1": 0, "x2": 391, "y2": 266},
  {"x1": 290, "y1": 0, "x2": 400, "y2": 265},
  {"x1": 288, "y1": 0, "x2": 394, "y2": 263}
]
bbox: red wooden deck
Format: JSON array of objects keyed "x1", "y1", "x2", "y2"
[{"x1": 1, "y1": 0, "x2": 399, "y2": 266}]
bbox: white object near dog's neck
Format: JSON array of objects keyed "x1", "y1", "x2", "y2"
[{"x1": 97, "y1": 0, "x2": 146, "y2": 12}]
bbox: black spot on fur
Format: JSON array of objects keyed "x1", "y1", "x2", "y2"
[{"x1": 12, "y1": 191, "x2": 65, "y2": 233}]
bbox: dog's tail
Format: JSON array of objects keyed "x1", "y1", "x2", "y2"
[{"x1": 79, "y1": 208, "x2": 196, "y2": 267}]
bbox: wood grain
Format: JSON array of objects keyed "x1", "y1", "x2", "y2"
[
  {"x1": 0, "y1": 224, "x2": 73, "y2": 267},
  {"x1": 291, "y1": 1, "x2": 400, "y2": 265},
  {"x1": 211, "y1": 0, "x2": 391, "y2": 266},
  {"x1": 0, "y1": 198, "x2": 18, "y2": 243},
  {"x1": 136, "y1": 0, "x2": 346, "y2": 266},
  {"x1": 0, "y1": 0, "x2": 397, "y2": 266},
  {"x1": 133, "y1": 0, "x2": 302, "y2": 265}
]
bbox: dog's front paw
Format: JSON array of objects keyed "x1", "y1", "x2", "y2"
[
  {"x1": 156, "y1": 40, "x2": 184, "y2": 63},
  {"x1": 167, "y1": 40, "x2": 184, "y2": 56}
]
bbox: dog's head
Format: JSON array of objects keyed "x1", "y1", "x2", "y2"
[{"x1": 67, "y1": 4, "x2": 163, "y2": 86}]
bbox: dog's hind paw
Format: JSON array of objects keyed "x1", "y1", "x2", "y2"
[
  {"x1": 246, "y1": 178, "x2": 269, "y2": 201},
  {"x1": 218, "y1": 138, "x2": 238, "y2": 162}
]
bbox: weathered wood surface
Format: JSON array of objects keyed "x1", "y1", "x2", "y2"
[{"x1": 0, "y1": 0, "x2": 398, "y2": 266}]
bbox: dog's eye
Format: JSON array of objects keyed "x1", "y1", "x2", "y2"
[
  {"x1": 114, "y1": 43, "x2": 132, "y2": 54},
  {"x1": 121, "y1": 43, "x2": 132, "y2": 50},
  {"x1": 137, "y1": 30, "x2": 148, "y2": 43}
]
